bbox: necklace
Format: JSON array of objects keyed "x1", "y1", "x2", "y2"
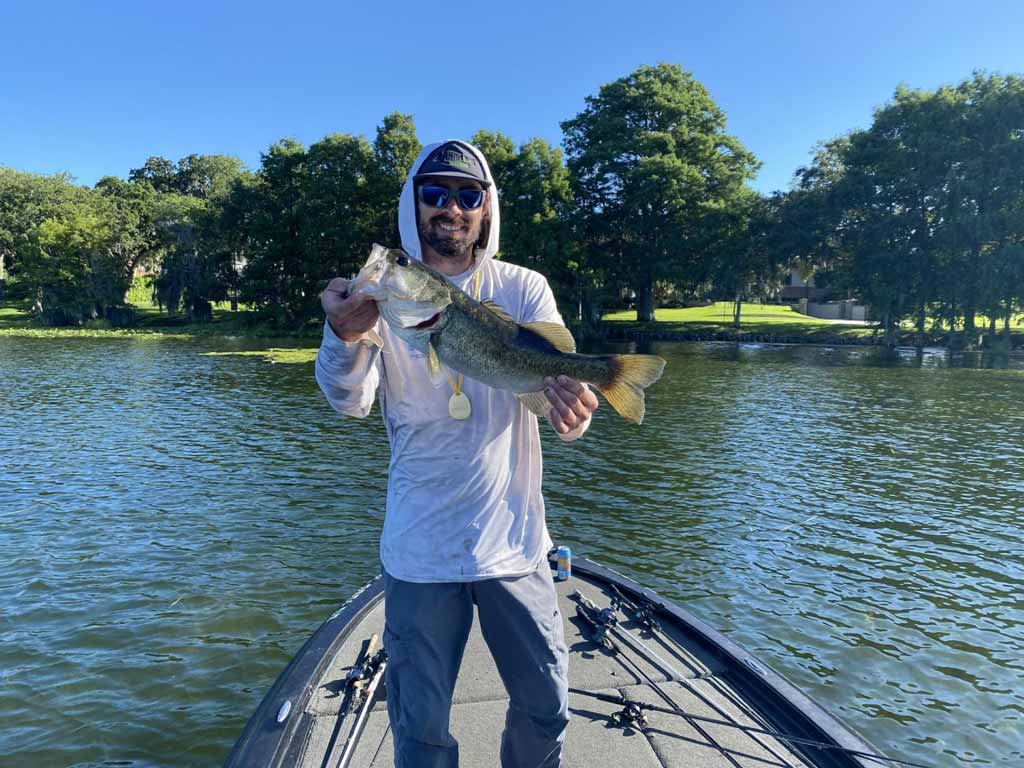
[{"x1": 447, "y1": 269, "x2": 482, "y2": 420}]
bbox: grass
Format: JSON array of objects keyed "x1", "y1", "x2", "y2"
[
  {"x1": 602, "y1": 302, "x2": 876, "y2": 340},
  {"x1": 3, "y1": 291, "x2": 1016, "y2": 347},
  {"x1": 202, "y1": 348, "x2": 318, "y2": 364},
  {"x1": 0, "y1": 300, "x2": 320, "y2": 339}
]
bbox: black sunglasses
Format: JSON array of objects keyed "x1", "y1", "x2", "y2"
[{"x1": 417, "y1": 184, "x2": 486, "y2": 211}]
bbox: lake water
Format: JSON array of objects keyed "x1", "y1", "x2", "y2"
[{"x1": 1, "y1": 336, "x2": 1022, "y2": 766}]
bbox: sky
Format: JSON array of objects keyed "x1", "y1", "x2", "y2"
[{"x1": 2, "y1": 0, "x2": 1022, "y2": 195}]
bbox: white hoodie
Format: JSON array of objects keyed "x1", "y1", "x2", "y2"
[{"x1": 315, "y1": 140, "x2": 589, "y2": 582}]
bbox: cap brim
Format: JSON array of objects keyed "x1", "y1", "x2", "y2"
[{"x1": 414, "y1": 171, "x2": 491, "y2": 187}]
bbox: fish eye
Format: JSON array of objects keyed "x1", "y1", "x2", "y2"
[{"x1": 396, "y1": 254, "x2": 410, "y2": 267}]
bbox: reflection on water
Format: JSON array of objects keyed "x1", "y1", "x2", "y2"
[{"x1": 1, "y1": 336, "x2": 1022, "y2": 766}]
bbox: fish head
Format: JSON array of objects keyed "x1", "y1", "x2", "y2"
[{"x1": 349, "y1": 244, "x2": 453, "y2": 338}]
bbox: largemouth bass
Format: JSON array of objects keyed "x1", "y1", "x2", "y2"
[{"x1": 349, "y1": 244, "x2": 666, "y2": 424}]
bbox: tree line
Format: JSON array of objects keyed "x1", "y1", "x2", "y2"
[{"x1": 1, "y1": 64, "x2": 1021, "y2": 346}]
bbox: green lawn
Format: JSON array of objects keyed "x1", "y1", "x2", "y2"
[
  {"x1": 0, "y1": 276, "x2": 312, "y2": 338},
  {"x1": 0, "y1": 300, "x2": 318, "y2": 339},
  {"x1": 0, "y1": 302, "x2": 32, "y2": 331},
  {"x1": 603, "y1": 302, "x2": 876, "y2": 339}
]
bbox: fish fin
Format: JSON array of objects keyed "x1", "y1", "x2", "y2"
[
  {"x1": 426, "y1": 338, "x2": 446, "y2": 386},
  {"x1": 480, "y1": 299, "x2": 515, "y2": 324},
  {"x1": 521, "y1": 321, "x2": 577, "y2": 353},
  {"x1": 596, "y1": 355, "x2": 666, "y2": 425},
  {"x1": 517, "y1": 391, "x2": 552, "y2": 417}
]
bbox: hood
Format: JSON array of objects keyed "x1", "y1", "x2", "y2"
[{"x1": 398, "y1": 140, "x2": 501, "y2": 274}]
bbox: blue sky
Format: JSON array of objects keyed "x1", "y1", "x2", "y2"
[{"x1": 2, "y1": 0, "x2": 1022, "y2": 194}]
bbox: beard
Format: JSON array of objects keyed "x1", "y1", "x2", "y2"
[{"x1": 418, "y1": 213, "x2": 482, "y2": 260}]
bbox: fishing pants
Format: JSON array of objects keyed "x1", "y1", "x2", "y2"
[{"x1": 382, "y1": 561, "x2": 569, "y2": 768}]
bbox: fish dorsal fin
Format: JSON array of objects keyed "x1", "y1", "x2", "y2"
[
  {"x1": 517, "y1": 391, "x2": 552, "y2": 417},
  {"x1": 426, "y1": 337, "x2": 446, "y2": 386},
  {"x1": 480, "y1": 299, "x2": 514, "y2": 324},
  {"x1": 522, "y1": 321, "x2": 576, "y2": 353}
]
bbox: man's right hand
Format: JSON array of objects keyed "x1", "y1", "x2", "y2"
[{"x1": 321, "y1": 277, "x2": 380, "y2": 342}]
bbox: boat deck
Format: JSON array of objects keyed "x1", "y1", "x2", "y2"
[{"x1": 293, "y1": 570, "x2": 813, "y2": 768}]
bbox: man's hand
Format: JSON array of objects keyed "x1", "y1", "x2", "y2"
[
  {"x1": 321, "y1": 277, "x2": 379, "y2": 342},
  {"x1": 544, "y1": 375, "x2": 599, "y2": 435}
]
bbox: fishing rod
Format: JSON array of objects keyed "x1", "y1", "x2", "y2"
[
  {"x1": 570, "y1": 687, "x2": 932, "y2": 768},
  {"x1": 335, "y1": 646, "x2": 387, "y2": 768},
  {"x1": 320, "y1": 634, "x2": 379, "y2": 768},
  {"x1": 592, "y1": 588, "x2": 802, "y2": 766},
  {"x1": 573, "y1": 592, "x2": 931, "y2": 768},
  {"x1": 607, "y1": 583, "x2": 663, "y2": 633},
  {"x1": 321, "y1": 635, "x2": 388, "y2": 768},
  {"x1": 572, "y1": 591, "x2": 749, "y2": 768}
]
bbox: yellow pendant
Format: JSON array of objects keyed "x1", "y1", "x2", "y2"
[{"x1": 448, "y1": 392, "x2": 472, "y2": 420}]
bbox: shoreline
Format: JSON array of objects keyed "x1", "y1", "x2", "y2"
[{"x1": 3, "y1": 304, "x2": 1021, "y2": 351}]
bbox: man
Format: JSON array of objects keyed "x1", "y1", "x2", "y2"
[{"x1": 316, "y1": 140, "x2": 598, "y2": 767}]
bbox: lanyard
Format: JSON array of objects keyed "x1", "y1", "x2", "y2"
[{"x1": 448, "y1": 269, "x2": 482, "y2": 398}]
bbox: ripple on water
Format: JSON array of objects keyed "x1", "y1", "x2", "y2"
[{"x1": 2, "y1": 337, "x2": 1023, "y2": 766}]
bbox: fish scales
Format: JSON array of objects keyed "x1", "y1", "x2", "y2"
[
  {"x1": 435, "y1": 292, "x2": 617, "y2": 394},
  {"x1": 348, "y1": 244, "x2": 665, "y2": 424}
]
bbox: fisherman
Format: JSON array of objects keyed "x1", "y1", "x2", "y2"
[{"x1": 316, "y1": 139, "x2": 598, "y2": 767}]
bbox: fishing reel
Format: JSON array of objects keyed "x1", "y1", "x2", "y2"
[
  {"x1": 610, "y1": 586, "x2": 662, "y2": 632},
  {"x1": 610, "y1": 700, "x2": 649, "y2": 733},
  {"x1": 345, "y1": 648, "x2": 388, "y2": 705},
  {"x1": 571, "y1": 590, "x2": 618, "y2": 647}
]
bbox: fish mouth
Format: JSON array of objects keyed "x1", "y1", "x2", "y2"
[{"x1": 411, "y1": 312, "x2": 442, "y2": 330}]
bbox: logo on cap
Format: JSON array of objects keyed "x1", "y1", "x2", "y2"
[{"x1": 434, "y1": 148, "x2": 472, "y2": 171}]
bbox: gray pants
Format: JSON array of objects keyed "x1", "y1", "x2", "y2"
[{"x1": 382, "y1": 561, "x2": 569, "y2": 768}]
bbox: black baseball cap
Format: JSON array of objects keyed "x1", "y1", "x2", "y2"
[{"x1": 413, "y1": 141, "x2": 491, "y2": 187}]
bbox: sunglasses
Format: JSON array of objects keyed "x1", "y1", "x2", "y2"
[{"x1": 417, "y1": 184, "x2": 486, "y2": 211}]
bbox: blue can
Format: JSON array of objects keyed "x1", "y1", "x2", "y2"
[{"x1": 556, "y1": 546, "x2": 572, "y2": 581}]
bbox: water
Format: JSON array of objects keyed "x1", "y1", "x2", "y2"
[{"x1": 1, "y1": 337, "x2": 1022, "y2": 766}]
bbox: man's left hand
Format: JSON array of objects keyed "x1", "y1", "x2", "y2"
[{"x1": 544, "y1": 375, "x2": 599, "y2": 435}]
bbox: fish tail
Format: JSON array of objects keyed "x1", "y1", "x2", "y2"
[{"x1": 597, "y1": 355, "x2": 666, "y2": 425}]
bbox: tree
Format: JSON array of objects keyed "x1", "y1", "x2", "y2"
[
  {"x1": 0, "y1": 168, "x2": 87, "y2": 293},
  {"x1": 468, "y1": 131, "x2": 586, "y2": 318},
  {"x1": 128, "y1": 156, "x2": 178, "y2": 194},
  {"x1": 300, "y1": 133, "x2": 375, "y2": 310},
  {"x1": 562, "y1": 63, "x2": 760, "y2": 321},
  {"x1": 239, "y1": 139, "x2": 309, "y2": 323},
  {"x1": 367, "y1": 113, "x2": 421, "y2": 244},
  {"x1": 174, "y1": 154, "x2": 247, "y2": 200},
  {"x1": 708, "y1": 190, "x2": 785, "y2": 327},
  {"x1": 942, "y1": 73, "x2": 1024, "y2": 343},
  {"x1": 17, "y1": 195, "x2": 139, "y2": 324}
]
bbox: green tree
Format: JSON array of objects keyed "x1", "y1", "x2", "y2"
[
  {"x1": 708, "y1": 190, "x2": 785, "y2": 327},
  {"x1": 300, "y1": 133, "x2": 375, "y2": 310},
  {"x1": 239, "y1": 138, "x2": 309, "y2": 323},
  {"x1": 562, "y1": 63, "x2": 760, "y2": 321},
  {"x1": 151, "y1": 193, "x2": 232, "y2": 322},
  {"x1": 942, "y1": 73, "x2": 1024, "y2": 343},
  {"x1": 18, "y1": 196, "x2": 138, "y2": 324},
  {"x1": 128, "y1": 156, "x2": 178, "y2": 194},
  {"x1": 174, "y1": 154, "x2": 247, "y2": 200},
  {"x1": 0, "y1": 168, "x2": 87, "y2": 293},
  {"x1": 470, "y1": 130, "x2": 517, "y2": 195},
  {"x1": 367, "y1": 113, "x2": 421, "y2": 244}
]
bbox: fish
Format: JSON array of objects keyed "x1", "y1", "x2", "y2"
[{"x1": 348, "y1": 244, "x2": 666, "y2": 424}]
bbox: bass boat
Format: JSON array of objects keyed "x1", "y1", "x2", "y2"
[{"x1": 226, "y1": 553, "x2": 909, "y2": 768}]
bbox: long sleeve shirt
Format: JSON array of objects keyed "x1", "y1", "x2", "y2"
[{"x1": 316, "y1": 258, "x2": 589, "y2": 582}]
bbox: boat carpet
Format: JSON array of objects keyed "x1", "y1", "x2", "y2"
[{"x1": 295, "y1": 572, "x2": 811, "y2": 768}]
